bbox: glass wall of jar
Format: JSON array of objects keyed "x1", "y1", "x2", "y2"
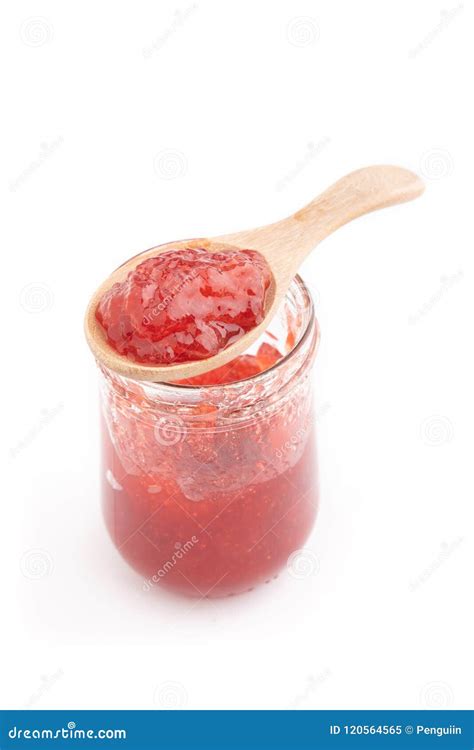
[{"x1": 99, "y1": 275, "x2": 320, "y2": 597}]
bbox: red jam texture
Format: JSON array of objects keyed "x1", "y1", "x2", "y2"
[
  {"x1": 179, "y1": 342, "x2": 282, "y2": 386},
  {"x1": 101, "y1": 340, "x2": 318, "y2": 598},
  {"x1": 96, "y1": 246, "x2": 272, "y2": 365}
]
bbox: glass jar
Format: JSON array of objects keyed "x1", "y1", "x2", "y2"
[{"x1": 98, "y1": 275, "x2": 320, "y2": 598}]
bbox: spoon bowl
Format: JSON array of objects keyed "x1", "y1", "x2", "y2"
[{"x1": 85, "y1": 165, "x2": 424, "y2": 382}]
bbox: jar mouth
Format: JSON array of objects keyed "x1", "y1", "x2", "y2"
[
  {"x1": 99, "y1": 275, "x2": 319, "y2": 429},
  {"x1": 141, "y1": 274, "x2": 318, "y2": 393}
]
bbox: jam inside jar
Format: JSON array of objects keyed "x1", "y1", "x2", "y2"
[{"x1": 99, "y1": 275, "x2": 320, "y2": 597}]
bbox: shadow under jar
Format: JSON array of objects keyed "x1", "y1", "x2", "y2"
[{"x1": 99, "y1": 275, "x2": 320, "y2": 598}]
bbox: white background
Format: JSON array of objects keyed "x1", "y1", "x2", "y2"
[{"x1": 1, "y1": 0, "x2": 472, "y2": 711}]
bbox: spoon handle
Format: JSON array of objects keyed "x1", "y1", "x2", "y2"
[
  {"x1": 292, "y1": 164, "x2": 424, "y2": 246},
  {"x1": 226, "y1": 165, "x2": 424, "y2": 284}
]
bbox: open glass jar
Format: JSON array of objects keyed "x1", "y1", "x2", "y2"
[{"x1": 98, "y1": 275, "x2": 320, "y2": 597}]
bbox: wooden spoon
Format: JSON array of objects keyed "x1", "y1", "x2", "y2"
[{"x1": 85, "y1": 165, "x2": 424, "y2": 382}]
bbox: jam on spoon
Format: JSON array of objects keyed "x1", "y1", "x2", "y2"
[
  {"x1": 87, "y1": 166, "x2": 424, "y2": 384},
  {"x1": 96, "y1": 246, "x2": 272, "y2": 366}
]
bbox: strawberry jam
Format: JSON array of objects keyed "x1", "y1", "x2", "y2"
[
  {"x1": 98, "y1": 272, "x2": 319, "y2": 598},
  {"x1": 96, "y1": 246, "x2": 272, "y2": 365},
  {"x1": 178, "y1": 342, "x2": 282, "y2": 386}
]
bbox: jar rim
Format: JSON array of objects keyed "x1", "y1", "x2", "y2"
[{"x1": 133, "y1": 274, "x2": 319, "y2": 393}]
